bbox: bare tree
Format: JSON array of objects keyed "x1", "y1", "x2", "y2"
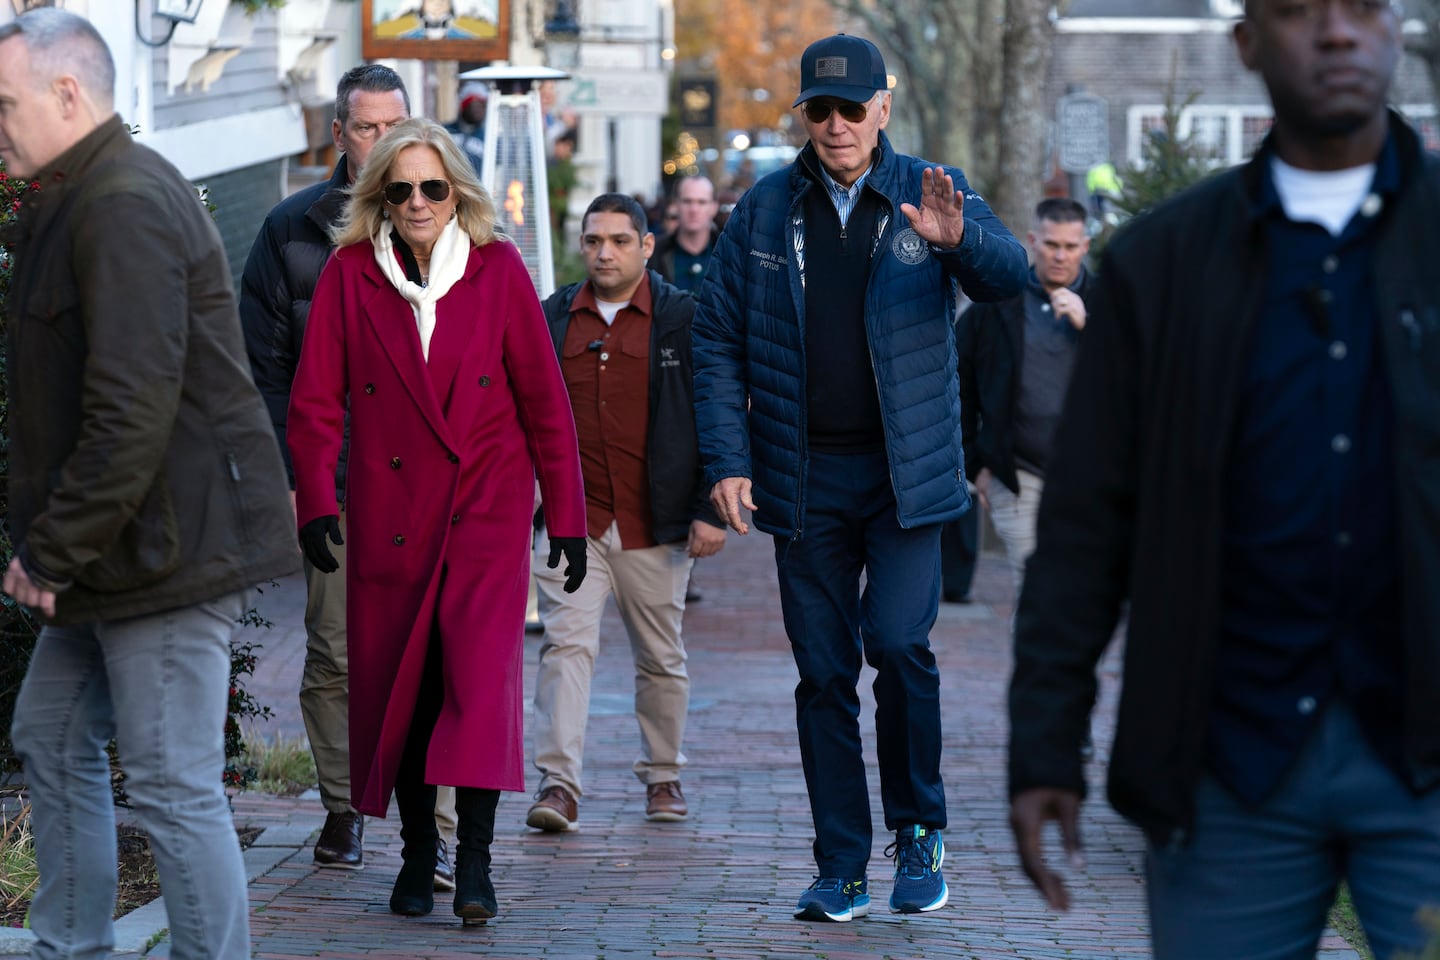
[
  {"x1": 820, "y1": 0, "x2": 1062, "y2": 232},
  {"x1": 822, "y1": 0, "x2": 982, "y2": 169},
  {"x1": 991, "y1": 0, "x2": 1057, "y2": 235},
  {"x1": 970, "y1": 0, "x2": 1006, "y2": 193}
]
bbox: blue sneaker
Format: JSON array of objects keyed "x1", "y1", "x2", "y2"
[
  {"x1": 887, "y1": 826, "x2": 948, "y2": 913},
  {"x1": 794, "y1": 876, "x2": 870, "y2": 922}
]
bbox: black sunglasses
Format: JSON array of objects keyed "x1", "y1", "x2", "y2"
[
  {"x1": 383, "y1": 179, "x2": 451, "y2": 205},
  {"x1": 802, "y1": 99, "x2": 868, "y2": 124}
]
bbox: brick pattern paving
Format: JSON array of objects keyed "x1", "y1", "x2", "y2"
[{"x1": 139, "y1": 533, "x2": 1359, "y2": 959}]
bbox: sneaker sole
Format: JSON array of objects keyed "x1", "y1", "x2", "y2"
[
  {"x1": 890, "y1": 882, "x2": 949, "y2": 914},
  {"x1": 794, "y1": 900, "x2": 870, "y2": 923},
  {"x1": 525, "y1": 808, "x2": 578, "y2": 832},
  {"x1": 644, "y1": 810, "x2": 688, "y2": 822}
]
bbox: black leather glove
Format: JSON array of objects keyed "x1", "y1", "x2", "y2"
[
  {"x1": 299, "y1": 515, "x2": 343, "y2": 574},
  {"x1": 547, "y1": 536, "x2": 587, "y2": 593}
]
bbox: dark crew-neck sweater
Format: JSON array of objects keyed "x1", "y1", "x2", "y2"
[{"x1": 803, "y1": 182, "x2": 884, "y2": 453}]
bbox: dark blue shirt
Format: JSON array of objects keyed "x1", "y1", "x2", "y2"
[
  {"x1": 1208, "y1": 137, "x2": 1406, "y2": 805},
  {"x1": 671, "y1": 244, "x2": 713, "y2": 294},
  {"x1": 1014, "y1": 268, "x2": 1084, "y2": 476}
]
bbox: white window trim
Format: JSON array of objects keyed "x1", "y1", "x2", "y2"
[
  {"x1": 1057, "y1": 18, "x2": 1235, "y2": 34},
  {"x1": 1125, "y1": 103, "x2": 1274, "y2": 168},
  {"x1": 1126, "y1": 102, "x2": 1440, "y2": 169}
]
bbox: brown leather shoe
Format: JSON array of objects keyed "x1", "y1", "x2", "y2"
[
  {"x1": 645, "y1": 781, "x2": 688, "y2": 822},
  {"x1": 525, "y1": 786, "x2": 578, "y2": 832},
  {"x1": 433, "y1": 837, "x2": 455, "y2": 891},
  {"x1": 313, "y1": 811, "x2": 364, "y2": 869}
]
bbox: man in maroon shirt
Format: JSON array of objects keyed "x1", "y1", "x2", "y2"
[{"x1": 527, "y1": 194, "x2": 727, "y2": 831}]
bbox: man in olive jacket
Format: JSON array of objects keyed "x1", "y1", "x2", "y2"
[{"x1": 0, "y1": 11, "x2": 297, "y2": 958}]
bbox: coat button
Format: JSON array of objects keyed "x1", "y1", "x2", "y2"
[
  {"x1": 448, "y1": 453, "x2": 460, "y2": 464},
  {"x1": 390, "y1": 456, "x2": 402, "y2": 469},
  {"x1": 393, "y1": 534, "x2": 406, "y2": 545},
  {"x1": 478, "y1": 375, "x2": 491, "y2": 386},
  {"x1": 364, "y1": 383, "x2": 375, "y2": 394},
  {"x1": 451, "y1": 514, "x2": 461, "y2": 525}
]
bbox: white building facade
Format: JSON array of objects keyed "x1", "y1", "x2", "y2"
[{"x1": 2, "y1": 0, "x2": 670, "y2": 277}]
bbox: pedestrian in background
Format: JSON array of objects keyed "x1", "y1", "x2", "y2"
[
  {"x1": 652, "y1": 174, "x2": 721, "y2": 604},
  {"x1": 0, "y1": 9, "x2": 298, "y2": 957},
  {"x1": 446, "y1": 81, "x2": 487, "y2": 177},
  {"x1": 241, "y1": 63, "x2": 462, "y2": 889},
  {"x1": 548, "y1": 125, "x2": 578, "y2": 247},
  {"x1": 653, "y1": 175, "x2": 719, "y2": 295},
  {"x1": 287, "y1": 118, "x2": 588, "y2": 925},
  {"x1": 1009, "y1": 2, "x2": 1440, "y2": 957},
  {"x1": 694, "y1": 33, "x2": 1027, "y2": 923},
  {"x1": 526, "y1": 193, "x2": 725, "y2": 833},
  {"x1": 938, "y1": 497, "x2": 979, "y2": 605},
  {"x1": 958, "y1": 197, "x2": 1094, "y2": 589}
]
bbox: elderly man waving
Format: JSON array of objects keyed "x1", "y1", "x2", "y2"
[{"x1": 693, "y1": 33, "x2": 1027, "y2": 924}]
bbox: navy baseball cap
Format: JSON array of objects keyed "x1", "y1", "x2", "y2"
[{"x1": 791, "y1": 34, "x2": 887, "y2": 108}]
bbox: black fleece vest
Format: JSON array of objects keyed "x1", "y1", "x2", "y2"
[{"x1": 802, "y1": 182, "x2": 884, "y2": 453}]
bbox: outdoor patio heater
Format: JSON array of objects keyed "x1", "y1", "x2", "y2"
[{"x1": 458, "y1": 64, "x2": 570, "y2": 299}]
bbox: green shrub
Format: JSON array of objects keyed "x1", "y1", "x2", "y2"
[{"x1": 242, "y1": 732, "x2": 317, "y2": 796}]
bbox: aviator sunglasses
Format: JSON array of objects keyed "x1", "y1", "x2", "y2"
[
  {"x1": 383, "y1": 179, "x2": 452, "y2": 205},
  {"x1": 802, "y1": 98, "x2": 869, "y2": 124}
]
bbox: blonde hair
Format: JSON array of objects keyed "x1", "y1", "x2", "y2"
[{"x1": 330, "y1": 117, "x2": 499, "y2": 250}]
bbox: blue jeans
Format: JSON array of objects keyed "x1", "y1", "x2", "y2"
[
  {"x1": 1147, "y1": 701, "x2": 1440, "y2": 960},
  {"x1": 774, "y1": 449, "x2": 946, "y2": 877},
  {"x1": 12, "y1": 592, "x2": 252, "y2": 960}
]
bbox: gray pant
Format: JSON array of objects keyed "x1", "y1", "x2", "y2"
[
  {"x1": 986, "y1": 468, "x2": 1043, "y2": 590},
  {"x1": 12, "y1": 591, "x2": 252, "y2": 960}
]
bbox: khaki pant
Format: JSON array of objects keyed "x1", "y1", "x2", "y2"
[
  {"x1": 301, "y1": 515, "x2": 352, "y2": 815},
  {"x1": 531, "y1": 522, "x2": 693, "y2": 798},
  {"x1": 986, "y1": 468, "x2": 1044, "y2": 591},
  {"x1": 300, "y1": 512, "x2": 457, "y2": 841}
]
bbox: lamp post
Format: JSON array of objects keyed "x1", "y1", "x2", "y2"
[
  {"x1": 459, "y1": 64, "x2": 570, "y2": 299},
  {"x1": 544, "y1": 0, "x2": 581, "y2": 72}
]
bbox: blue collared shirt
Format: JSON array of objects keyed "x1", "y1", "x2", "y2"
[
  {"x1": 1207, "y1": 135, "x2": 1405, "y2": 805},
  {"x1": 818, "y1": 162, "x2": 873, "y2": 228}
]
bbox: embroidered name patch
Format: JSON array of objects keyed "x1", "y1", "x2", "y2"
[
  {"x1": 749, "y1": 249, "x2": 786, "y2": 272},
  {"x1": 891, "y1": 227, "x2": 930, "y2": 266}
]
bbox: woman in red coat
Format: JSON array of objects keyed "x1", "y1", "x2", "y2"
[{"x1": 287, "y1": 118, "x2": 587, "y2": 924}]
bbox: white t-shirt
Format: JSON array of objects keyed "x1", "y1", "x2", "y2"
[
  {"x1": 1270, "y1": 156, "x2": 1376, "y2": 237},
  {"x1": 595, "y1": 298, "x2": 629, "y2": 326}
]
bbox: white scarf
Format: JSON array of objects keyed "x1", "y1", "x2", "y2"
[{"x1": 373, "y1": 216, "x2": 470, "y2": 360}]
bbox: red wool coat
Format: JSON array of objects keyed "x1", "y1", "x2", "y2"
[{"x1": 288, "y1": 236, "x2": 584, "y2": 817}]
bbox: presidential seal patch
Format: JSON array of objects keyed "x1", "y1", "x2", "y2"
[{"x1": 891, "y1": 227, "x2": 929, "y2": 266}]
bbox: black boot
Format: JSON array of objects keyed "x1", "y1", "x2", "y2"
[
  {"x1": 389, "y1": 780, "x2": 439, "y2": 916},
  {"x1": 453, "y1": 787, "x2": 500, "y2": 924}
]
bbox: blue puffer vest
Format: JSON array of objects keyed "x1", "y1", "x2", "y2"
[{"x1": 693, "y1": 132, "x2": 1028, "y2": 538}]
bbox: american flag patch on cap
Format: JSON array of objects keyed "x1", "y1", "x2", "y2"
[{"x1": 815, "y1": 57, "x2": 848, "y2": 79}]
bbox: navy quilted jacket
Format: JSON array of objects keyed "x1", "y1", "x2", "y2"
[{"x1": 693, "y1": 132, "x2": 1029, "y2": 538}]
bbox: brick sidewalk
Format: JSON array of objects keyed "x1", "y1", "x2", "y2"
[{"x1": 141, "y1": 533, "x2": 1359, "y2": 960}]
